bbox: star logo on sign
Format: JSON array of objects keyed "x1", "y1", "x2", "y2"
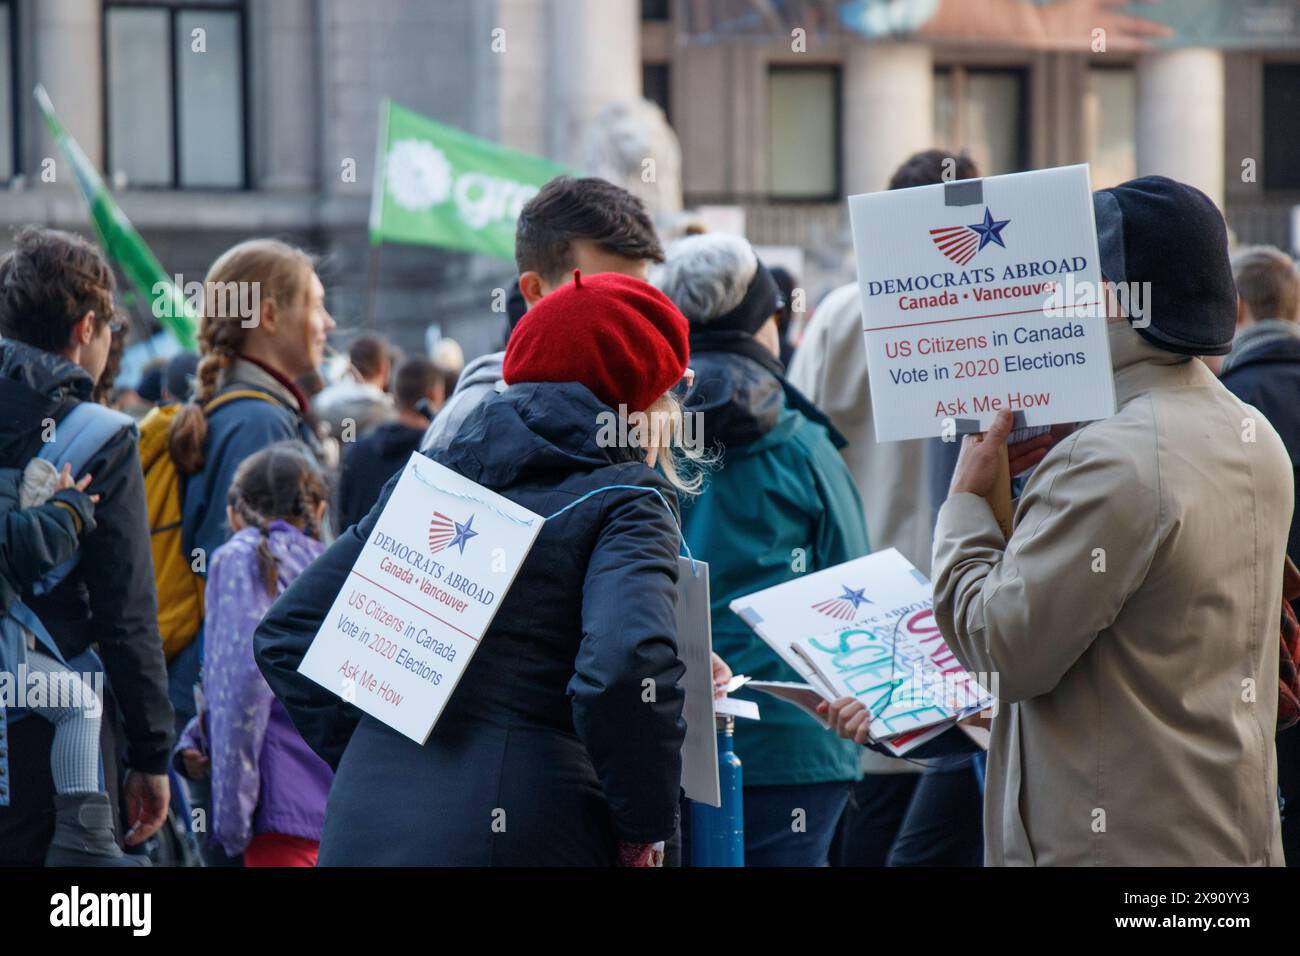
[
  {"x1": 840, "y1": 586, "x2": 870, "y2": 609},
  {"x1": 448, "y1": 514, "x2": 478, "y2": 555},
  {"x1": 968, "y1": 208, "x2": 1010, "y2": 251}
]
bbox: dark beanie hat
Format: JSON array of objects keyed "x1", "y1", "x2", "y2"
[
  {"x1": 1092, "y1": 175, "x2": 1237, "y2": 356},
  {"x1": 504, "y1": 270, "x2": 690, "y2": 413}
]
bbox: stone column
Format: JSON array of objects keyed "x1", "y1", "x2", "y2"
[
  {"x1": 843, "y1": 42, "x2": 934, "y2": 196},
  {"x1": 546, "y1": 0, "x2": 641, "y2": 167},
  {"x1": 1136, "y1": 48, "x2": 1225, "y2": 210}
]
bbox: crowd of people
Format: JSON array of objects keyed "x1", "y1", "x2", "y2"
[{"x1": 0, "y1": 149, "x2": 1296, "y2": 867}]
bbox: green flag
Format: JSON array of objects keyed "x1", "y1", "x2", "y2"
[
  {"x1": 34, "y1": 85, "x2": 198, "y2": 351},
  {"x1": 369, "y1": 99, "x2": 572, "y2": 259}
]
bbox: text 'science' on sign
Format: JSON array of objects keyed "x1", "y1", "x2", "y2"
[
  {"x1": 849, "y1": 163, "x2": 1116, "y2": 442},
  {"x1": 298, "y1": 453, "x2": 543, "y2": 743}
]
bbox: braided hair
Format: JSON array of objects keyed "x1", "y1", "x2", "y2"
[{"x1": 226, "y1": 442, "x2": 328, "y2": 596}]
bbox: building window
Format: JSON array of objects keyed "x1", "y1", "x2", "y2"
[
  {"x1": 768, "y1": 66, "x2": 840, "y2": 200},
  {"x1": 1264, "y1": 64, "x2": 1300, "y2": 191},
  {"x1": 643, "y1": 63, "x2": 671, "y2": 124},
  {"x1": 934, "y1": 66, "x2": 1027, "y2": 177},
  {"x1": 0, "y1": 0, "x2": 15, "y2": 183},
  {"x1": 1085, "y1": 66, "x2": 1136, "y2": 190},
  {"x1": 104, "y1": 0, "x2": 246, "y2": 188}
]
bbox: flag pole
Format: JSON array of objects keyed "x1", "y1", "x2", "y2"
[
  {"x1": 364, "y1": 97, "x2": 392, "y2": 329},
  {"x1": 364, "y1": 242, "x2": 381, "y2": 327}
]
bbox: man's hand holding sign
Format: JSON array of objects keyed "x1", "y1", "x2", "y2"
[
  {"x1": 817, "y1": 164, "x2": 1115, "y2": 747},
  {"x1": 949, "y1": 411, "x2": 1071, "y2": 499}
]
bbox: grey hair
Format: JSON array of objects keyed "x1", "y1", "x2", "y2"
[
  {"x1": 651, "y1": 233, "x2": 758, "y2": 324},
  {"x1": 1230, "y1": 244, "x2": 1299, "y2": 323}
]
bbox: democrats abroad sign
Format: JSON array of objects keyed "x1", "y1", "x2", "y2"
[
  {"x1": 849, "y1": 163, "x2": 1115, "y2": 442},
  {"x1": 299, "y1": 453, "x2": 543, "y2": 743}
]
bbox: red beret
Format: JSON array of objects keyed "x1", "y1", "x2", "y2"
[{"x1": 504, "y1": 271, "x2": 690, "y2": 413}]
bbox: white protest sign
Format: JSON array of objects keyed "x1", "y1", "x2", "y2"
[
  {"x1": 675, "y1": 558, "x2": 721, "y2": 807},
  {"x1": 298, "y1": 452, "x2": 543, "y2": 743},
  {"x1": 730, "y1": 549, "x2": 992, "y2": 755},
  {"x1": 850, "y1": 163, "x2": 1115, "y2": 442}
]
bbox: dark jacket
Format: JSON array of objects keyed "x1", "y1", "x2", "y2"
[
  {"x1": 0, "y1": 466, "x2": 97, "y2": 678},
  {"x1": 680, "y1": 344, "x2": 869, "y2": 786},
  {"x1": 181, "y1": 357, "x2": 321, "y2": 568},
  {"x1": 1220, "y1": 320, "x2": 1300, "y2": 575},
  {"x1": 335, "y1": 421, "x2": 426, "y2": 533},
  {"x1": 256, "y1": 381, "x2": 687, "y2": 865},
  {"x1": 0, "y1": 340, "x2": 174, "y2": 773},
  {"x1": 0, "y1": 468, "x2": 95, "y2": 618}
]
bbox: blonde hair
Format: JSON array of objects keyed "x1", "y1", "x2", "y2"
[
  {"x1": 168, "y1": 239, "x2": 316, "y2": 474},
  {"x1": 639, "y1": 390, "x2": 712, "y2": 495}
]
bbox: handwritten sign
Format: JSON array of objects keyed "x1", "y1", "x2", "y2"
[
  {"x1": 850, "y1": 163, "x2": 1114, "y2": 442},
  {"x1": 731, "y1": 549, "x2": 991, "y2": 755},
  {"x1": 298, "y1": 452, "x2": 543, "y2": 743}
]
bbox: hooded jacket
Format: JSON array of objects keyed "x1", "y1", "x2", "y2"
[
  {"x1": 681, "y1": 346, "x2": 869, "y2": 787},
  {"x1": 932, "y1": 321, "x2": 1293, "y2": 866},
  {"x1": 256, "y1": 381, "x2": 687, "y2": 864},
  {"x1": 419, "y1": 350, "x2": 505, "y2": 454},
  {"x1": 0, "y1": 339, "x2": 173, "y2": 774}
]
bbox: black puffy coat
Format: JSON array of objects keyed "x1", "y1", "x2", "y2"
[
  {"x1": 0, "y1": 340, "x2": 173, "y2": 772},
  {"x1": 256, "y1": 382, "x2": 687, "y2": 865}
]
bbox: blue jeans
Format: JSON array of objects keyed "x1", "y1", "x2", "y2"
[
  {"x1": 887, "y1": 755, "x2": 984, "y2": 867},
  {"x1": 743, "y1": 782, "x2": 851, "y2": 867}
]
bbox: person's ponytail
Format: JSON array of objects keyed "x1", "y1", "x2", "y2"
[
  {"x1": 255, "y1": 520, "x2": 281, "y2": 596},
  {"x1": 168, "y1": 352, "x2": 225, "y2": 474}
]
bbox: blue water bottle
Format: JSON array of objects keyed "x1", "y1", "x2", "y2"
[{"x1": 690, "y1": 714, "x2": 744, "y2": 866}]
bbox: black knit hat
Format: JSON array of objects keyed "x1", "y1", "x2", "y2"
[{"x1": 1092, "y1": 176, "x2": 1237, "y2": 356}]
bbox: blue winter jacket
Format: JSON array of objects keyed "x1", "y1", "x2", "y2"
[{"x1": 180, "y1": 357, "x2": 320, "y2": 568}]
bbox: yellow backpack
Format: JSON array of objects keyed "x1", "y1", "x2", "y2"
[{"x1": 138, "y1": 389, "x2": 277, "y2": 660}]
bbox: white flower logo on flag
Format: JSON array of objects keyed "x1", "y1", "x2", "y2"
[{"x1": 386, "y1": 139, "x2": 453, "y2": 212}]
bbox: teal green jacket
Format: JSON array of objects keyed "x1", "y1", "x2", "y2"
[{"x1": 682, "y1": 402, "x2": 870, "y2": 787}]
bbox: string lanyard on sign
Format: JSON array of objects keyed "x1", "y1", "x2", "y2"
[{"x1": 408, "y1": 463, "x2": 698, "y2": 574}]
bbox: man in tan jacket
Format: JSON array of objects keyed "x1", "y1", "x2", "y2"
[{"x1": 920, "y1": 177, "x2": 1295, "y2": 865}]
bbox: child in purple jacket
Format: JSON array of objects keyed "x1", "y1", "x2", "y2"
[{"x1": 175, "y1": 442, "x2": 333, "y2": 866}]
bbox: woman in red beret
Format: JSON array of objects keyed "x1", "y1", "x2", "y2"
[{"x1": 256, "y1": 271, "x2": 705, "y2": 866}]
